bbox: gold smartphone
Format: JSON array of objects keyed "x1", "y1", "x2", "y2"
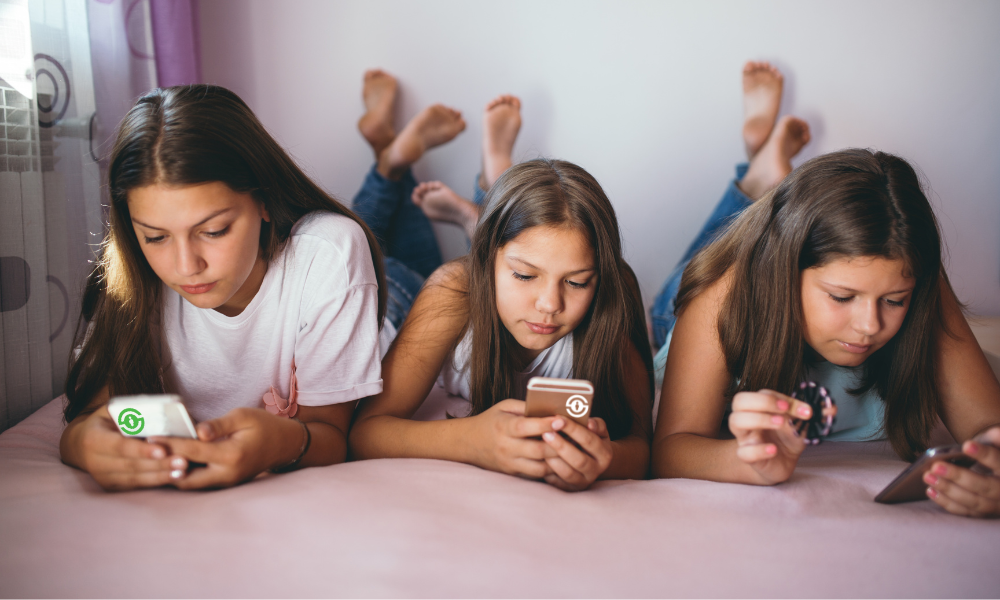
[{"x1": 525, "y1": 377, "x2": 594, "y2": 425}]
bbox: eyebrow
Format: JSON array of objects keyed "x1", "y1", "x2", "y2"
[
  {"x1": 508, "y1": 256, "x2": 596, "y2": 276},
  {"x1": 819, "y1": 281, "x2": 914, "y2": 295},
  {"x1": 131, "y1": 208, "x2": 233, "y2": 231}
]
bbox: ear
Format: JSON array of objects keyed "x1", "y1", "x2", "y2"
[{"x1": 259, "y1": 202, "x2": 271, "y2": 223}]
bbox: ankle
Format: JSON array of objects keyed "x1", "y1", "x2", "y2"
[
  {"x1": 736, "y1": 171, "x2": 769, "y2": 201},
  {"x1": 376, "y1": 149, "x2": 406, "y2": 181}
]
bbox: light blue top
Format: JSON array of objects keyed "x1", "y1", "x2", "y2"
[{"x1": 653, "y1": 330, "x2": 886, "y2": 441}]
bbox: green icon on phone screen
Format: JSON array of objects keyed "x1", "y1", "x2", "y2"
[{"x1": 118, "y1": 408, "x2": 145, "y2": 435}]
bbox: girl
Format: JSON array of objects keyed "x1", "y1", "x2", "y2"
[
  {"x1": 651, "y1": 63, "x2": 1000, "y2": 518},
  {"x1": 347, "y1": 71, "x2": 653, "y2": 491},
  {"x1": 59, "y1": 85, "x2": 389, "y2": 491}
]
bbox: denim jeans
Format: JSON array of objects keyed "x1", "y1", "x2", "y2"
[
  {"x1": 650, "y1": 164, "x2": 754, "y2": 349},
  {"x1": 353, "y1": 165, "x2": 488, "y2": 330}
]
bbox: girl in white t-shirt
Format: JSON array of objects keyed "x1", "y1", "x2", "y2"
[
  {"x1": 60, "y1": 85, "x2": 388, "y2": 491},
  {"x1": 345, "y1": 72, "x2": 654, "y2": 490}
]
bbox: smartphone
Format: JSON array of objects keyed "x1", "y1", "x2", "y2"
[
  {"x1": 107, "y1": 394, "x2": 198, "y2": 439},
  {"x1": 525, "y1": 377, "x2": 594, "y2": 426},
  {"x1": 874, "y1": 443, "x2": 988, "y2": 504}
]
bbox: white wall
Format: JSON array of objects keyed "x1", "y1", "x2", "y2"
[{"x1": 199, "y1": 0, "x2": 1000, "y2": 316}]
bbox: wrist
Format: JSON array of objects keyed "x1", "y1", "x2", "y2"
[
  {"x1": 463, "y1": 413, "x2": 492, "y2": 469},
  {"x1": 271, "y1": 418, "x2": 310, "y2": 473}
]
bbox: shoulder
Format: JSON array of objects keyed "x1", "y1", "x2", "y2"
[
  {"x1": 291, "y1": 211, "x2": 370, "y2": 253},
  {"x1": 424, "y1": 258, "x2": 468, "y2": 292},
  {"x1": 683, "y1": 266, "x2": 734, "y2": 322},
  {"x1": 398, "y1": 260, "x2": 469, "y2": 343},
  {"x1": 285, "y1": 211, "x2": 376, "y2": 286}
]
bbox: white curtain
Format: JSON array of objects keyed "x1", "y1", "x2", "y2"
[{"x1": 0, "y1": 0, "x2": 164, "y2": 431}]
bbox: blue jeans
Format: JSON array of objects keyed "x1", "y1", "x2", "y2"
[
  {"x1": 353, "y1": 165, "x2": 487, "y2": 330},
  {"x1": 650, "y1": 164, "x2": 754, "y2": 349}
]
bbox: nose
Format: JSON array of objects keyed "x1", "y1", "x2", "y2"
[
  {"x1": 535, "y1": 280, "x2": 564, "y2": 316},
  {"x1": 175, "y1": 239, "x2": 206, "y2": 278},
  {"x1": 852, "y1": 299, "x2": 881, "y2": 338}
]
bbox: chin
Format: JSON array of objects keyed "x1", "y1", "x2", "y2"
[
  {"x1": 823, "y1": 349, "x2": 872, "y2": 368},
  {"x1": 176, "y1": 289, "x2": 225, "y2": 310}
]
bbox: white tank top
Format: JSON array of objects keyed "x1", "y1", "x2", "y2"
[{"x1": 437, "y1": 329, "x2": 575, "y2": 402}]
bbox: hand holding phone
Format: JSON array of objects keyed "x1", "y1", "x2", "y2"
[
  {"x1": 874, "y1": 444, "x2": 981, "y2": 503},
  {"x1": 875, "y1": 434, "x2": 999, "y2": 513},
  {"x1": 524, "y1": 377, "x2": 611, "y2": 491},
  {"x1": 905, "y1": 426, "x2": 1000, "y2": 518}
]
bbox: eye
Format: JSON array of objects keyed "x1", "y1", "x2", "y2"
[
  {"x1": 829, "y1": 294, "x2": 852, "y2": 304},
  {"x1": 884, "y1": 298, "x2": 905, "y2": 307},
  {"x1": 204, "y1": 226, "x2": 230, "y2": 238},
  {"x1": 512, "y1": 271, "x2": 534, "y2": 282},
  {"x1": 567, "y1": 279, "x2": 590, "y2": 289},
  {"x1": 143, "y1": 235, "x2": 165, "y2": 244}
]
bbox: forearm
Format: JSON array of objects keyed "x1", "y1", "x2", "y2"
[
  {"x1": 652, "y1": 432, "x2": 772, "y2": 485},
  {"x1": 59, "y1": 416, "x2": 91, "y2": 470},
  {"x1": 349, "y1": 414, "x2": 481, "y2": 465},
  {"x1": 600, "y1": 435, "x2": 649, "y2": 480}
]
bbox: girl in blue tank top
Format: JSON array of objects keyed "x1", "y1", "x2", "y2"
[{"x1": 650, "y1": 62, "x2": 1000, "y2": 519}]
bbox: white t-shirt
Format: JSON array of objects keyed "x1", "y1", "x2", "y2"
[
  {"x1": 437, "y1": 329, "x2": 574, "y2": 402},
  {"x1": 160, "y1": 212, "x2": 390, "y2": 423}
]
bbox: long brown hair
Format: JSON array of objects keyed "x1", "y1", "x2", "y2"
[
  {"x1": 465, "y1": 159, "x2": 653, "y2": 440},
  {"x1": 675, "y1": 149, "x2": 945, "y2": 459},
  {"x1": 65, "y1": 84, "x2": 386, "y2": 422}
]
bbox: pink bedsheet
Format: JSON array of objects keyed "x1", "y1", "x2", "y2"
[{"x1": 1, "y1": 391, "x2": 998, "y2": 598}]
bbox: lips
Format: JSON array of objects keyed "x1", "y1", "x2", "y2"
[
  {"x1": 179, "y1": 281, "x2": 217, "y2": 295},
  {"x1": 838, "y1": 340, "x2": 872, "y2": 354},
  {"x1": 526, "y1": 321, "x2": 559, "y2": 335}
]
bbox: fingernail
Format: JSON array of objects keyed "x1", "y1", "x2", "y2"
[
  {"x1": 151, "y1": 447, "x2": 165, "y2": 459},
  {"x1": 766, "y1": 445, "x2": 777, "y2": 455},
  {"x1": 171, "y1": 457, "x2": 185, "y2": 469},
  {"x1": 771, "y1": 415, "x2": 784, "y2": 425},
  {"x1": 797, "y1": 406, "x2": 812, "y2": 418},
  {"x1": 170, "y1": 469, "x2": 184, "y2": 479},
  {"x1": 552, "y1": 418, "x2": 564, "y2": 430},
  {"x1": 776, "y1": 400, "x2": 789, "y2": 411},
  {"x1": 542, "y1": 432, "x2": 556, "y2": 442},
  {"x1": 965, "y1": 441, "x2": 980, "y2": 455},
  {"x1": 927, "y1": 487, "x2": 938, "y2": 499},
  {"x1": 924, "y1": 473, "x2": 938, "y2": 485},
  {"x1": 933, "y1": 463, "x2": 947, "y2": 476}
]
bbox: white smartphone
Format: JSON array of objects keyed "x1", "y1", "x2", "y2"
[{"x1": 107, "y1": 394, "x2": 198, "y2": 439}]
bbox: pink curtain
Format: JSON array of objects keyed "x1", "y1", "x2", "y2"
[{"x1": 150, "y1": 0, "x2": 201, "y2": 87}]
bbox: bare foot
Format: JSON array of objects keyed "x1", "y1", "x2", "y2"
[
  {"x1": 412, "y1": 181, "x2": 479, "y2": 239},
  {"x1": 358, "y1": 69, "x2": 398, "y2": 157},
  {"x1": 378, "y1": 105, "x2": 466, "y2": 180},
  {"x1": 480, "y1": 95, "x2": 521, "y2": 191},
  {"x1": 742, "y1": 61, "x2": 783, "y2": 160},
  {"x1": 739, "y1": 115, "x2": 810, "y2": 200}
]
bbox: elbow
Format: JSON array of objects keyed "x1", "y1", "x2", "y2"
[
  {"x1": 346, "y1": 413, "x2": 383, "y2": 461},
  {"x1": 649, "y1": 436, "x2": 678, "y2": 479}
]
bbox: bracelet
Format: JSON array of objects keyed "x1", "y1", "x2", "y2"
[{"x1": 270, "y1": 419, "x2": 311, "y2": 474}]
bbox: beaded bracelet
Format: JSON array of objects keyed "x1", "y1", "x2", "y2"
[{"x1": 270, "y1": 419, "x2": 311, "y2": 474}]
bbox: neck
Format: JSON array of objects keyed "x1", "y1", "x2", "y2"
[{"x1": 215, "y1": 251, "x2": 268, "y2": 317}]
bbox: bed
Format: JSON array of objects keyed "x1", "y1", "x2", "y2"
[{"x1": 2, "y1": 320, "x2": 999, "y2": 598}]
